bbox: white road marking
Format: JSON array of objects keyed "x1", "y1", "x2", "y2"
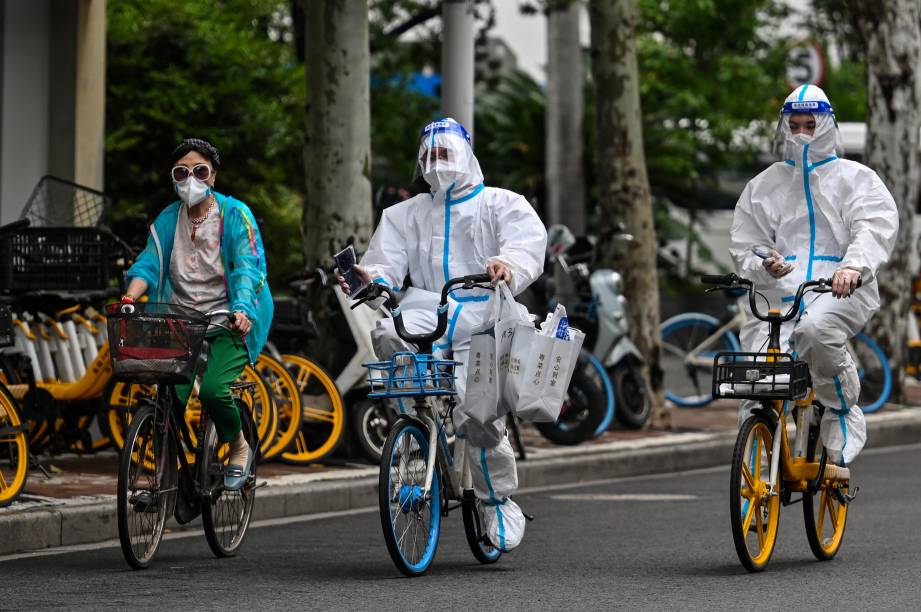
[{"x1": 550, "y1": 493, "x2": 699, "y2": 502}]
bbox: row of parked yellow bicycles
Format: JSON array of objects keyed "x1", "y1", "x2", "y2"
[{"x1": 0, "y1": 202, "x2": 346, "y2": 508}]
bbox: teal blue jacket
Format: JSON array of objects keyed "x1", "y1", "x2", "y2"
[{"x1": 127, "y1": 192, "x2": 274, "y2": 363}]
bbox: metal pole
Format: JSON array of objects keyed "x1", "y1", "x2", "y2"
[{"x1": 441, "y1": 0, "x2": 475, "y2": 138}]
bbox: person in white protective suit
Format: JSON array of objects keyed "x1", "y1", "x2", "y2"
[
  {"x1": 339, "y1": 118, "x2": 547, "y2": 551},
  {"x1": 730, "y1": 84, "x2": 898, "y2": 466}
]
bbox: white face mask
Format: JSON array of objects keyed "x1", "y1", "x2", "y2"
[
  {"x1": 789, "y1": 133, "x2": 814, "y2": 147},
  {"x1": 175, "y1": 176, "x2": 212, "y2": 205},
  {"x1": 422, "y1": 162, "x2": 461, "y2": 194}
]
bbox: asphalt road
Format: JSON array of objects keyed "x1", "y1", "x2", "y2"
[{"x1": 2, "y1": 444, "x2": 919, "y2": 611}]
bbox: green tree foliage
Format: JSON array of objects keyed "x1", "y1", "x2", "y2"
[
  {"x1": 106, "y1": 0, "x2": 304, "y2": 284},
  {"x1": 636, "y1": 0, "x2": 789, "y2": 207}
]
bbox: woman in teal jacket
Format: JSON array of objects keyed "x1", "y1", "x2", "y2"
[{"x1": 123, "y1": 138, "x2": 273, "y2": 490}]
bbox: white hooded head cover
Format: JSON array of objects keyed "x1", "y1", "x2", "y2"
[
  {"x1": 775, "y1": 84, "x2": 842, "y2": 165},
  {"x1": 415, "y1": 117, "x2": 484, "y2": 199}
]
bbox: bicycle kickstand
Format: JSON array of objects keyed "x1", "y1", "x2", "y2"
[{"x1": 29, "y1": 452, "x2": 52, "y2": 480}]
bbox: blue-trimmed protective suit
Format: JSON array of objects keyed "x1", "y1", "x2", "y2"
[
  {"x1": 361, "y1": 118, "x2": 547, "y2": 550},
  {"x1": 730, "y1": 85, "x2": 898, "y2": 465}
]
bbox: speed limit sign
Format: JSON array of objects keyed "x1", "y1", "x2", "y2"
[{"x1": 787, "y1": 40, "x2": 825, "y2": 89}]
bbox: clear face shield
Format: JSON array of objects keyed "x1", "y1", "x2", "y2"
[
  {"x1": 773, "y1": 98, "x2": 839, "y2": 160},
  {"x1": 413, "y1": 119, "x2": 481, "y2": 193}
]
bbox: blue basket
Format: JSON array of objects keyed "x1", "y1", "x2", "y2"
[{"x1": 364, "y1": 352, "x2": 459, "y2": 398}]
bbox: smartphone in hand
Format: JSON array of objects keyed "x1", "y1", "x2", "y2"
[{"x1": 333, "y1": 245, "x2": 365, "y2": 294}]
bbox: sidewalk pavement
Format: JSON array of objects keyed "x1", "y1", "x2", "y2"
[{"x1": 2, "y1": 400, "x2": 920, "y2": 556}]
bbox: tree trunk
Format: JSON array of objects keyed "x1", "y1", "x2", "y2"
[
  {"x1": 850, "y1": 0, "x2": 921, "y2": 404},
  {"x1": 302, "y1": 0, "x2": 373, "y2": 363},
  {"x1": 303, "y1": 0, "x2": 373, "y2": 268},
  {"x1": 588, "y1": 0, "x2": 666, "y2": 426},
  {"x1": 546, "y1": 0, "x2": 585, "y2": 235}
]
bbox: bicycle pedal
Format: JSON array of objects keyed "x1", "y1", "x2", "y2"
[{"x1": 832, "y1": 485, "x2": 858, "y2": 505}]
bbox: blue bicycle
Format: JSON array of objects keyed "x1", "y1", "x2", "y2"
[
  {"x1": 353, "y1": 274, "x2": 501, "y2": 577},
  {"x1": 660, "y1": 297, "x2": 892, "y2": 413}
]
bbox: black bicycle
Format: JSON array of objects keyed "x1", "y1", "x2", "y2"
[{"x1": 108, "y1": 302, "x2": 259, "y2": 569}]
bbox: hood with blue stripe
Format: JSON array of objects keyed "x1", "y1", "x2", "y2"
[
  {"x1": 775, "y1": 84, "x2": 842, "y2": 164},
  {"x1": 415, "y1": 117, "x2": 484, "y2": 200}
]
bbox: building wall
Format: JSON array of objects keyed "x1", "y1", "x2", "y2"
[{"x1": 1, "y1": 0, "x2": 51, "y2": 223}]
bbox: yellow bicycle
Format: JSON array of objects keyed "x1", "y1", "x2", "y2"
[{"x1": 703, "y1": 273, "x2": 855, "y2": 572}]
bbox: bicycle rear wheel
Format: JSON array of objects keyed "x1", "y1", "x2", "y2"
[
  {"x1": 729, "y1": 412, "x2": 781, "y2": 572},
  {"x1": 116, "y1": 403, "x2": 176, "y2": 570},
  {"x1": 379, "y1": 417, "x2": 441, "y2": 576},
  {"x1": 462, "y1": 490, "x2": 501, "y2": 564},
  {"x1": 802, "y1": 416, "x2": 848, "y2": 561},
  {"x1": 660, "y1": 313, "x2": 741, "y2": 407},
  {"x1": 201, "y1": 400, "x2": 258, "y2": 557},
  {"x1": 0, "y1": 385, "x2": 28, "y2": 507}
]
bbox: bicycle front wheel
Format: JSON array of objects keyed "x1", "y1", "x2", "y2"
[
  {"x1": 201, "y1": 400, "x2": 258, "y2": 558},
  {"x1": 0, "y1": 385, "x2": 28, "y2": 507},
  {"x1": 729, "y1": 413, "x2": 781, "y2": 572},
  {"x1": 379, "y1": 417, "x2": 441, "y2": 577},
  {"x1": 116, "y1": 404, "x2": 176, "y2": 570},
  {"x1": 660, "y1": 313, "x2": 741, "y2": 408}
]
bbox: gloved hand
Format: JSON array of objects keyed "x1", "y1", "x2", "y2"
[
  {"x1": 762, "y1": 250, "x2": 794, "y2": 279},
  {"x1": 832, "y1": 268, "x2": 861, "y2": 298}
]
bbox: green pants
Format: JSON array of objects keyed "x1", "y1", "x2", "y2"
[{"x1": 176, "y1": 328, "x2": 249, "y2": 443}]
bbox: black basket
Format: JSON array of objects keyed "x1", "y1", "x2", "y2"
[
  {"x1": 271, "y1": 296, "x2": 314, "y2": 336},
  {"x1": 712, "y1": 352, "x2": 810, "y2": 401},
  {"x1": 106, "y1": 302, "x2": 208, "y2": 384},
  {"x1": 0, "y1": 304, "x2": 12, "y2": 348},
  {"x1": 0, "y1": 227, "x2": 127, "y2": 292},
  {"x1": 20, "y1": 176, "x2": 109, "y2": 227}
]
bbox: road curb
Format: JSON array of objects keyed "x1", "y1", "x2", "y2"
[{"x1": 2, "y1": 408, "x2": 919, "y2": 557}]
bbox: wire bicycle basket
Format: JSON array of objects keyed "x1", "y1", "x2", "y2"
[
  {"x1": 0, "y1": 227, "x2": 130, "y2": 292},
  {"x1": 20, "y1": 176, "x2": 110, "y2": 227},
  {"x1": 107, "y1": 302, "x2": 209, "y2": 384},
  {"x1": 712, "y1": 352, "x2": 811, "y2": 401},
  {"x1": 364, "y1": 352, "x2": 459, "y2": 398}
]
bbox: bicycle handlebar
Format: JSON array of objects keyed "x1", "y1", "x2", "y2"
[
  {"x1": 700, "y1": 273, "x2": 861, "y2": 322},
  {"x1": 352, "y1": 273, "x2": 493, "y2": 351}
]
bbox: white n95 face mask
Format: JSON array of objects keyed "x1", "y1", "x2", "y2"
[
  {"x1": 788, "y1": 133, "x2": 814, "y2": 148},
  {"x1": 175, "y1": 176, "x2": 212, "y2": 205},
  {"x1": 423, "y1": 162, "x2": 462, "y2": 194}
]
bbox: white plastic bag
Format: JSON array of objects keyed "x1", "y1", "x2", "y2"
[
  {"x1": 464, "y1": 282, "x2": 530, "y2": 425},
  {"x1": 506, "y1": 304, "x2": 584, "y2": 422}
]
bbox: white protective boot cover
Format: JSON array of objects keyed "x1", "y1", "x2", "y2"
[{"x1": 468, "y1": 436, "x2": 525, "y2": 551}]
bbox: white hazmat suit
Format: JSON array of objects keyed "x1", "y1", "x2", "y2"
[
  {"x1": 360, "y1": 118, "x2": 547, "y2": 550},
  {"x1": 730, "y1": 85, "x2": 898, "y2": 466}
]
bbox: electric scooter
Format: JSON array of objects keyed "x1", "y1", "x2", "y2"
[{"x1": 536, "y1": 225, "x2": 651, "y2": 431}]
